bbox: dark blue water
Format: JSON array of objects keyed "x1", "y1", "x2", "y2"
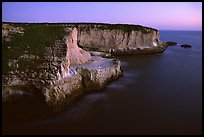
[{"x1": 3, "y1": 31, "x2": 202, "y2": 135}]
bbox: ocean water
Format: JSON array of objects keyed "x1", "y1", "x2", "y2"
[{"x1": 2, "y1": 31, "x2": 202, "y2": 135}]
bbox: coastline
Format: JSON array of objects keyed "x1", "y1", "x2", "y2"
[{"x1": 2, "y1": 23, "x2": 168, "y2": 109}]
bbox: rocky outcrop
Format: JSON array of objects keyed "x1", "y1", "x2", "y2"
[
  {"x1": 165, "y1": 41, "x2": 177, "y2": 46},
  {"x1": 88, "y1": 51, "x2": 112, "y2": 58},
  {"x1": 181, "y1": 44, "x2": 192, "y2": 48},
  {"x1": 43, "y1": 73, "x2": 83, "y2": 108},
  {"x1": 77, "y1": 56, "x2": 122, "y2": 91},
  {"x1": 43, "y1": 28, "x2": 122, "y2": 108},
  {"x1": 110, "y1": 43, "x2": 167, "y2": 55},
  {"x1": 2, "y1": 27, "x2": 123, "y2": 109},
  {"x1": 43, "y1": 56, "x2": 122, "y2": 108},
  {"x1": 2, "y1": 24, "x2": 24, "y2": 41}
]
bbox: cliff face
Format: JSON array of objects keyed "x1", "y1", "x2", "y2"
[
  {"x1": 57, "y1": 28, "x2": 92, "y2": 80},
  {"x1": 77, "y1": 27, "x2": 161, "y2": 52},
  {"x1": 64, "y1": 27, "x2": 91, "y2": 66},
  {"x1": 56, "y1": 23, "x2": 164, "y2": 54}
]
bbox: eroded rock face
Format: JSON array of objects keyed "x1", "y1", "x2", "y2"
[
  {"x1": 43, "y1": 74, "x2": 83, "y2": 108},
  {"x1": 56, "y1": 27, "x2": 92, "y2": 80},
  {"x1": 43, "y1": 56, "x2": 122, "y2": 109},
  {"x1": 65, "y1": 28, "x2": 91, "y2": 66},
  {"x1": 76, "y1": 25, "x2": 163, "y2": 54},
  {"x1": 77, "y1": 56, "x2": 122, "y2": 91}
]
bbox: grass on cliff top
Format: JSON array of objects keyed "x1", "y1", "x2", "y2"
[
  {"x1": 4, "y1": 22, "x2": 158, "y2": 33},
  {"x1": 2, "y1": 24, "x2": 66, "y2": 74},
  {"x1": 75, "y1": 23, "x2": 158, "y2": 33}
]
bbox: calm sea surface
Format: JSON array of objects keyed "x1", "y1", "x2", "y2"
[{"x1": 2, "y1": 31, "x2": 202, "y2": 135}]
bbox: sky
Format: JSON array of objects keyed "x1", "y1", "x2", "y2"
[{"x1": 2, "y1": 2, "x2": 202, "y2": 30}]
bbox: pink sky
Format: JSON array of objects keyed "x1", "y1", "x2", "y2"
[{"x1": 2, "y1": 2, "x2": 202, "y2": 30}]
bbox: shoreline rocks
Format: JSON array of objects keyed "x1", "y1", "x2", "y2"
[
  {"x1": 43, "y1": 73, "x2": 83, "y2": 108},
  {"x1": 77, "y1": 56, "x2": 122, "y2": 92},
  {"x1": 42, "y1": 56, "x2": 122, "y2": 109},
  {"x1": 165, "y1": 41, "x2": 177, "y2": 46},
  {"x1": 181, "y1": 44, "x2": 192, "y2": 48},
  {"x1": 81, "y1": 42, "x2": 167, "y2": 56},
  {"x1": 110, "y1": 43, "x2": 167, "y2": 55},
  {"x1": 2, "y1": 79, "x2": 42, "y2": 103},
  {"x1": 88, "y1": 51, "x2": 112, "y2": 58}
]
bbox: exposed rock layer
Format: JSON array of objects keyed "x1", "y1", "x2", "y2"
[
  {"x1": 44, "y1": 73, "x2": 83, "y2": 108},
  {"x1": 64, "y1": 27, "x2": 91, "y2": 66},
  {"x1": 77, "y1": 56, "x2": 122, "y2": 91},
  {"x1": 78, "y1": 28, "x2": 161, "y2": 52},
  {"x1": 63, "y1": 23, "x2": 165, "y2": 54}
]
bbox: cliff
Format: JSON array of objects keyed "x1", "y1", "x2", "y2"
[
  {"x1": 2, "y1": 22, "x2": 166, "y2": 55},
  {"x1": 2, "y1": 25, "x2": 122, "y2": 109},
  {"x1": 2, "y1": 22, "x2": 167, "y2": 109},
  {"x1": 64, "y1": 23, "x2": 165, "y2": 54}
]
